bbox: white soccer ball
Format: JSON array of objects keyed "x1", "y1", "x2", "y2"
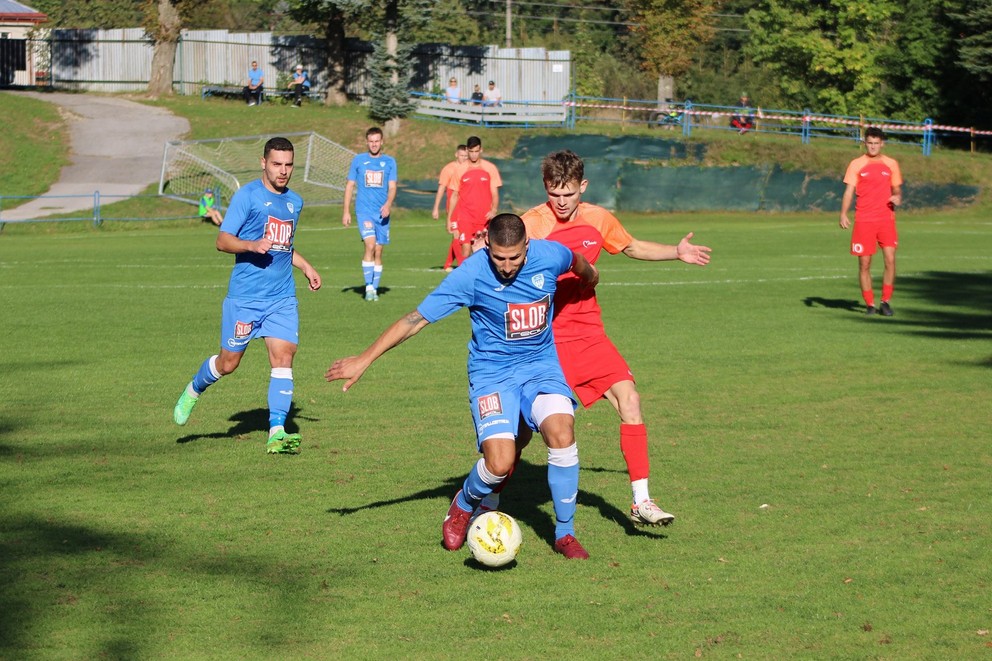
[{"x1": 467, "y1": 511, "x2": 522, "y2": 568}]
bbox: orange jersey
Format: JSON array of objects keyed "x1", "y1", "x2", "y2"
[
  {"x1": 522, "y1": 202, "x2": 632, "y2": 341},
  {"x1": 437, "y1": 160, "x2": 461, "y2": 212},
  {"x1": 843, "y1": 154, "x2": 902, "y2": 223}
]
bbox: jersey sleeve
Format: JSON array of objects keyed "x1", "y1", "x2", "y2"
[
  {"x1": 486, "y1": 162, "x2": 503, "y2": 187},
  {"x1": 219, "y1": 187, "x2": 253, "y2": 236},
  {"x1": 417, "y1": 257, "x2": 479, "y2": 322},
  {"x1": 843, "y1": 157, "x2": 863, "y2": 186},
  {"x1": 388, "y1": 156, "x2": 398, "y2": 183},
  {"x1": 886, "y1": 156, "x2": 903, "y2": 187},
  {"x1": 347, "y1": 155, "x2": 360, "y2": 183},
  {"x1": 587, "y1": 206, "x2": 633, "y2": 254}
]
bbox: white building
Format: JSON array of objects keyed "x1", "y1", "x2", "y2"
[{"x1": 0, "y1": 0, "x2": 47, "y2": 86}]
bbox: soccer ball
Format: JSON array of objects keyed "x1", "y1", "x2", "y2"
[{"x1": 467, "y1": 511, "x2": 522, "y2": 568}]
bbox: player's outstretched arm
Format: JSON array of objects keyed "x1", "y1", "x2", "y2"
[
  {"x1": 325, "y1": 310, "x2": 431, "y2": 392},
  {"x1": 622, "y1": 233, "x2": 711, "y2": 265},
  {"x1": 292, "y1": 252, "x2": 322, "y2": 291}
]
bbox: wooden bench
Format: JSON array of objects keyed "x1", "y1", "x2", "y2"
[
  {"x1": 413, "y1": 98, "x2": 567, "y2": 127},
  {"x1": 201, "y1": 85, "x2": 321, "y2": 104}
]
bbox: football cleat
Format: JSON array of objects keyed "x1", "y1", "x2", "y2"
[
  {"x1": 442, "y1": 490, "x2": 473, "y2": 550},
  {"x1": 630, "y1": 499, "x2": 676, "y2": 527},
  {"x1": 865, "y1": 305, "x2": 877, "y2": 316},
  {"x1": 364, "y1": 288, "x2": 375, "y2": 302},
  {"x1": 879, "y1": 301, "x2": 893, "y2": 316},
  {"x1": 553, "y1": 534, "x2": 590, "y2": 559},
  {"x1": 173, "y1": 386, "x2": 198, "y2": 425},
  {"x1": 266, "y1": 430, "x2": 301, "y2": 454}
]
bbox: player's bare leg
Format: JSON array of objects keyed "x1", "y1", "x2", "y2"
[{"x1": 879, "y1": 246, "x2": 896, "y2": 316}]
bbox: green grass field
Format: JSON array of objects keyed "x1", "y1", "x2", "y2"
[{"x1": 1, "y1": 205, "x2": 989, "y2": 659}]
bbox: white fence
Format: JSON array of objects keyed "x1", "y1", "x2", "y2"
[{"x1": 35, "y1": 29, "x2": 571, "y2": 103}]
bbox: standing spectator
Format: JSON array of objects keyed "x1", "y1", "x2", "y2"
[
  {"x1": 730, "y1": 93, "x2": 754, "y2": 134},
  {"x1": 839, "y1": 127, "x2": 903, "y2": 316},
  {"x1": 431, "y1": 144, "x2": 469, "y2": 271},
  {"x1": 198, "y1": 188, "x2": 223, "y2": 226},
  {"x1": 447, "y1": 136, "x2": 502, "y2": 263},
  {"x1": 243, "y1": 60, "x2": 265, "y2": 106},
  {"x1": 483, "y1": 80, "x2": 502, "y2": 107},
  {"x1": 444, "y1": 77, "x2": 461, "y2": 104},
  {"x1": 480, "y1": 149, "x2": 711, "y2": 526},
  {"x1": 470, "y1": 84, "x2": 484, "y2": 106},
  {"x1": 287, "y1": 64, "x2": 310, "y2": 107},
  {"x1": 342, "y1": 127, "x2": 398, "y2": 302},
  {"x1": 325, "y1": 214, "x2": 600, "y2": 559},
  {"x1": 172, "y1": 137, "x2": 322, "y2": 455}
]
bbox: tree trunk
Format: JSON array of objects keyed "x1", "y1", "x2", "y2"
[
  {"x1": 322, "y1": 12, "x2": 348, "y2": 106},
  {"x1": 147, "y1": 0, "x2": 182, "y2": 97},
  {"x1": 383, "y1": 29, "x2": 400, "y2": 137}
]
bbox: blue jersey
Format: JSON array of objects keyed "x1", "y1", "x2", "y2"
[
  {"x1": 417, "y1": 239, "x2": 574, "y2": 378},
  {"x1": 219, "y1": 179, "x2": 303, "y2": 301},
  {"x1": 347, "y1": 152, "x2": 397, "y2": 222}
]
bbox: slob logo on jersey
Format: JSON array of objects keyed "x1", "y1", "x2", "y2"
[
  {"x1": 234, "y1": 320, "x2": 254, "y2": 338},
  {"x1": 504, "y1": 295, "x2": 551, "y2": 340},
  {"x1": 478, "y1": 392, "x2": 503, "y2": 419},
  {"x1": 364, "y1": 170, "x2": 384, "y2": 188},
  {"x1": 264, "y1": 216, "x2": 293, "y2": 252}
]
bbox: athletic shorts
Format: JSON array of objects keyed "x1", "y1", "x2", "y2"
[
  {"x1": 358, "y1": 216, "x2": 391, "y2": 245},
  {"x1": 468, "y1": 360, "x2": 575, "y2": 447},
  {"x1": 556, "y1": 334, "x2": 634, "y2": 408},
  {"x1": 220, "y1": 296, "x2": 299, "y2": 352},
  {"x1": 850, "y1": 220, "x2": 897, "y2": 256},
  {"x1": 456, "y1": 216, "x2": 487, "y2": 246}
]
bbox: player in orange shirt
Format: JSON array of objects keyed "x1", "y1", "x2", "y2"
[
  {"x1": 479, "y1": 149, "x2": 712, "y2": 527},
  {"x1": 447, "y1": 136, "x2": 502, "y2": 263},
  {"x1": 839, "y1": 127, "x2": 903, "y2": 316},
  {"x1": 432, "y1": 144, "x2": 468, "y2": 271}
]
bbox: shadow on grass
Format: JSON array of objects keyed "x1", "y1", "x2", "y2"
[
  {"x1": 340, "y1": 285, "x2": 392, "y2": 300},
  {"x1": 176, "y1": 405, "x2": 308, "y2": 444},
  {"x1": 326, "y1": 459, "x2": 668, "y2": 552},
  {"x1": 803, "y1": 296, "x2": 861, "y2": 312}
]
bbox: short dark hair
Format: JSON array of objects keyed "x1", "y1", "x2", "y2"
[
  {"x1": 366, "y1": 127, "x2": 383, "y2": 139},
  {"x1": 456, "y1": 144, "x2": 468, "y2": 152},
  {"x1": 541, "y1": 150, "x2": 584, "y2": 188},
  {"x1": 264, "y1": 137, "x2": 294, "y2": 158},
  {"x1": 467, "y1": 136, "x2": 482, "y2": 149},
  {"x1": 865, "y1": 127, "x2": 885, "y2": 141},
  {"x1": 488, "y1": 213, "x2": 526, "y2": 247}
]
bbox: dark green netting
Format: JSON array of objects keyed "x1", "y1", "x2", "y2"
[
  {"x1": 512, "y1": 134, "x2": 705, "y2": 162},
  {"x1": 616, "y1": 165, "x2": 767, "y2": 212}
]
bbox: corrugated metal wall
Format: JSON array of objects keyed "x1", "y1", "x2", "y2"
[{"x1": 40, "y1": 29, "x2": 571, "y2": 102}]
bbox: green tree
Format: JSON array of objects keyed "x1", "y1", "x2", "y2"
[
  {"x1": 745, "y1": 0, "x2": 900, "y2": 116},
  {"x1": 954, "y1": 0, "x2": 992, "y2": 80},
  {"x1": 624, "y1": 0, "x2": 721, "y2": 79}
]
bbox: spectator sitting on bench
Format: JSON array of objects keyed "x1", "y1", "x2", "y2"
[
  {"x1": 445, "y1": 77, "x2": 462, "y2": 104},
  {"x1": 730, "y1": 93, "x2": 755, "y2": 134},
  {"x1": 199, "y1": 188, "x2": 223, "y2": 226},
  {"x1": 243, "y1": 60, "x2": 264, "y2": 106},
  {"x1": 470, "y1": 84, "x2": 483, "y2": 106},
  {"x1": 288, "y1": 64, "x2": 310, "y2": 107},
  {"x1": 483, "y1": 80, "x2": 502, "y2": 107}
]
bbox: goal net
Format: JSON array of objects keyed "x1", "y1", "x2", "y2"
[{"x1": 158, "y1": 131, "x2": 354, "y2": 210}]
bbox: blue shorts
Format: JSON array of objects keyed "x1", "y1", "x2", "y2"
[
  {"x1": 468, "y1": 360, "x2": 575, "y2": 447},
  {"x1": 220, "y1": 297, "x2": 299, "y2": 352},
  {"x1": 358, "y1": 216, "x2": 390, "y2": 245}
]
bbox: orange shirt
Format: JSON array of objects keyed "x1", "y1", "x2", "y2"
[
  {"x1": 843, "y1": 154, "x2": 902, "y2": 223},
  {"x1": 437, "y1": 160, "x2": 461, "y2": 212},
  {"x1": 522, "y1": 202, "x2": 632, "y2": 341}
]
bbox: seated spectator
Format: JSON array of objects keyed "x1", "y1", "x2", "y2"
[
  {"x1": 730, "y1": 93, "x2": 755, "y2": 134},
  {"x1": 288, "y1": 64, "x2": 310, "y2": 107},
  {"x1": 199, "y1": 188, "x2": 223, "y2": 226},
  {"x1": 470, "y1": 84, "x2": 483, "y2": 106},
  {"x1": 243, "y1": 60, "x2": 264, "y2": 106},
  {"x1": 445, "y1": 77, "x2": 461, "y2": 104},
  {"x1": 482, "y1": 80, "x2": 502, "y2": 107}
]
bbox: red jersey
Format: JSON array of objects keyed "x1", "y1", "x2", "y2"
[
  {"x1": 451, "y1": 160, "x2": 502, "y2": 229},
  {"x1": 843, "y1": 154, "x2": 902, "y2": 223},
  {"x1": 522, "y1": 202, "x2": 633, "y2": 342}
]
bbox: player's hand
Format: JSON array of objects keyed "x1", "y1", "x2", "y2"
[
  {"x1": 839, "y1": 214, "x2": 851, "y2": 230},
  {"x1": 889, "y1": 193, "x2": 902, "y2": 208},
  {"x1": 305, "y1": 269, "x2": 322, "y2": 291},
  {"x1": 380, "y1": 204, "x2": 391, "y2": 219},
  {"x1": 431, "y1": 207, "x2": 439, "y2": 220},
  {"x1": 325, "y1": 356, "x2": 366, "y2": 392},
  {"x1": 677, "y1": 232, "x2": 712, "y2": 266},
  {"x1": 252, "y1": 237, "x2": 274, "y2": 254},
  {"x1": 471, "y1": 229, "x2": 488, "y2": 254},
  {"x1": 342, "y1": 212, "x2": 351, "y2": 227}
]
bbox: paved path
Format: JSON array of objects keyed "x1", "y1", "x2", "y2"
[{"x1": 2, "y1": 92, "x2": 190, "y2": 221}]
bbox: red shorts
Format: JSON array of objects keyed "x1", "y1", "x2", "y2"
[
  {"x1": 850, "y1": 220, "x2": 897, "y2": 256},
  {"x1": 456, "y1": 216, "x2": 487, "y2": 245},
  {"x1": 555, "y1": 334, "x2": 634, "y2": 408}
]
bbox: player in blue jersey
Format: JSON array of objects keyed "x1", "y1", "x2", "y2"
[
  {"x1": 325, "y1": 214, "x2": 599, "y2": 559},
  {"x1": 173, "y1": 137, "x2": 322, "y2": 454},
  {"x1": 342, "y1": 127, "x2": 398, "y2": 302}
]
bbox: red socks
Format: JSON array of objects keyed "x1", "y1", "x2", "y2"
[
  {"x1": 881, "y1": 284, "x2": 894, "y2": 303},
  {"x1": 862, "y1": 290, "x2": 875, "y2": 307},
  {"x1": 620, "y1": 423, "x2": 650, "y2": 482}
]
